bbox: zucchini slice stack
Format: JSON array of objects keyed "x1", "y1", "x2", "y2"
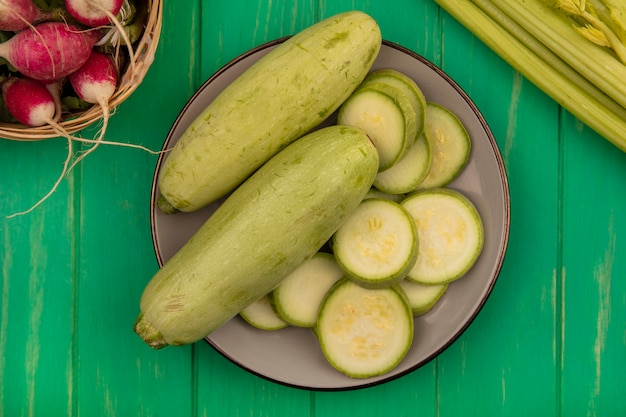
[{"x1": 240, "y1": 67, "x2": 484, "y2": 380}]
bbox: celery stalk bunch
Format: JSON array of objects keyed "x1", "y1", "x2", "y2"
[{"x1": 434, "y1": 0, "x2": 626, "y2": 151}]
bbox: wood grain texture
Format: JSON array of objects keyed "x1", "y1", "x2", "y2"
[
  {"x1": 68, "y1": 2, "x2": 203, "y2": 415},
  {"x1": 560, "y1": 115, "x2": 626, "y2": 416},
  {"x1": 435, "y1": 14, "x2": 561, "y2": 416},
  {"x1": 0, "y1": 0, "x2": 624, "y2": 415}
]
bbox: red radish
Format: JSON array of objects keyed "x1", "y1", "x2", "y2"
[
  {"x1": 2, "y1": 77, "x2": 58, "y2": 127},
  {"x1": 65, "y1": 0, "x2": 123, "y2": 27},
  {"x1": 0, "y1": 0, "x2": 47, "y2": 31},
  {"x1": 0, "y1": 21, "x2": 99, "y2": 82},
  {"x1": 69, "y1": 0, "x2": 138, "y2": 79},
  {"x1": 69, "y1": 50, "x2": 118, "y2": 105},
  {"x1": 67, "y1": 50, "x2": 118, "y2": 168}
]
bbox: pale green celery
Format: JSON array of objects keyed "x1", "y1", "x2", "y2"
[
  {"x1": 490, "y1": 0, "x2": 626, "y2": 110},
  {"x1": 587, "y1": 0, "x2": 626, "y2": 44},
  {"x1": 574, "y1": 25, "x2": 613, "y2": 48},
  {"x1": 435, "y1": 0, "x2": 626, "y2": 151},
  {"x1": 472, "y1": 0, "x2": 626, "y2": 118},
  {"x1": 555, "y1": 0, "x2": 626, "y2": 64}
]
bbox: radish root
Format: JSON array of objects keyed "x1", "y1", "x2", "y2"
[
  {"x1": 5, "y1": 120, "x2": 167, "y2": 219},
  {"x1": 44, "y1": 79, "x2": 64, "y2": 122},
  {"x1": 5, "y1": 127, "x2": 74, "y2": 219},
  {"x1": 66, "y1": 100, "x2": 167, "y2": 172}
]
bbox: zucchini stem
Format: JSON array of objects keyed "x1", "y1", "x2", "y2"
[
  {"x1": 157, "y1": 194, "x2": 179, "y2": 214},
  {"x1": 134, "y1": 314, "x2": 169, "y2": 349}
]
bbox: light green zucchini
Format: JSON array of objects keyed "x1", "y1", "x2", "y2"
[
  {"x1": 418, "y1": 102, "x2": 471, "y2": 189},
  {"x1": 273, "y1": 252, "x2": 344, "y2": 328},
  {"x1": 135, "y1": 125, "x2": 379, "y2": 349},
  {"x1": 317, "y1": 279, "x2": 413, "y2": 378},
  {"x1": 332, "y1": 198, "x2": 418, "y2": 288},
  {"x1": 373, "y1": 132, "x2": 431, "y2": 194},
  {"x1": 397, "y1": 279, "x2": 448, "y2": 315},
  {"x1": 359, "y1": 68, "x2": 427, "y2": 142},
  {"x1": 157, "y1": 11, "x2": 382, "y2": 213},
  {"x1": 239, "y1": 294, "x2": 289, "y2": 331},
  {"x1": 363, "y1": 187, "x2": 405, "y2": 203},
  {"x1": 401, "y1": 188, "x2": 484, "y2": 285},
  {"x1": 337, "y1": 82, "x2": 417, "y2": 171}
]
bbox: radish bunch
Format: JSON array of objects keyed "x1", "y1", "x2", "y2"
[
  {"x1": 0, "y1": 0, "x2": 157, "y2": 217},
  {"x1": 0, "y1": 0, "x2": 148, "y2": 124}
]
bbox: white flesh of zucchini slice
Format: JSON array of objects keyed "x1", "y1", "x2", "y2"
[
  {"x1": 333, "y1": 198, "x2": 418, "y2": 288},
  {"x1": 273, "y1": 252, "x2": 345, "y2": 328},
  {"x1": 317, "y1": 279, "x2": 413, "y2": 378},
  {"x1": 338, "y1": 83, "x2": 417, "y2": 171},
  {"x1": 401, "y1": 188, "x2": 484, "y2": 284},
  {"x1": 418, "y1": 102, "x2": 471, "y2": 189},
  {"x1": 398, "y1": 279, "x2": 448, "y2": 315},
  {"x1": 239, "y1": 294, "x2": 288, "y2": 331},
  {"x1": 374, "y1": 132, "x2": 432, "y2": 195}
]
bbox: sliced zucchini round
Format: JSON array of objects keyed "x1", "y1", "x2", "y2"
[
  {"x1": 418, "y1": 102, "x2": 471, "y2": 189},
  {"x1": 273, "y1": 252, "x2": 345, "y2": 328},
  {"x1": 317, "y1": 279, "x2": 413, "y2": 378},
  {"x1": 338, "y1": 83, "x2": 417, "y2": 171},
  {"x1": 360, "y1": 68, "x2": 427, "y2": 140},
  {"x1": 363, "y1": 187, "x2": 405, "y2": 203},
  {"x1": 239, "y1": 294, "x2": 288, "y2": 331},
  {"x1": 333, "y1": 198, "x2": 418, "y2": 288},
  {"x1": 398, "y1": 279, "x2": 448, "y2": 315},
  {"x1": 401, "y1": 188, "x2": 484, "y2": 285},
  {"x1": 373, "y1": 132, "x2": 432, "y2": 195}
]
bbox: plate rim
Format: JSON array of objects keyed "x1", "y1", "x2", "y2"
[{"x1": 149, "y1": 38, "x2": 511, "y2": 391}]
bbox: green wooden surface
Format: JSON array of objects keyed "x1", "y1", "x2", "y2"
[{"x1": 1, "y1": 1, "x2": 625, "y2": 416}]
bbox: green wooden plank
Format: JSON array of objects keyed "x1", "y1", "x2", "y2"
[
  {"x1": 0, "y1": 214, "x2": 76, "y2": 416},
  {"x1": 0, "y1": 137, "x2": 76, "y2": 416},
  {"x1": 196, "y1": 345, "x2": 312, "y2": 416},
  {"x1": 69, "y1": 1, "x2": 202, "y2": 415},
  {"x1": 124, "y1": 2, "x2": 206, "y2": 149},
  {"x1": 72, "y1": 146, "x2": 194, "y2": 416},
  {"x1": 434, "y1": 12, "x2": 561, "y2": 416},
  {"x1": 200, "y1": 0, "x2": 318, "y2": 81},
  {"x1": 560, "y1": 116, "x2": 626, "y2": 416},
  {"x1": 313, "y1": 368, "x2": 437, "y2": 416},
  {"x1": 319, "y1": 0, "x2": 442, "y2": 64},
  {"x1": 70, "y1": 139, "x2": 193, "y2": 412},
  {"x1": 0, "y1": 138, "x2": 73, "y2": 218}
]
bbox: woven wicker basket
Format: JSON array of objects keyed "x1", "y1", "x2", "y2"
[{"x1": 0, "y1": 0, "x2": 163, "y2": 141}]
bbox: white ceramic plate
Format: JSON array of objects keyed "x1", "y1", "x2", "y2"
[{"x1": 150, "y1": 39, "x2": 510, "y2": 390}]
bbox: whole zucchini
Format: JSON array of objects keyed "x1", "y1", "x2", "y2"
[
  {"x1": 157, "y1": 11, "x2": 382, "y2": 213},
  {"x1": 135, "y1": 125, "x2": 379, "y2": 348}
]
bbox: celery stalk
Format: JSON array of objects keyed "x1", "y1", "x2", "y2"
[
  {"x1": 435, "y1": 0, "x2": 626, "y2": 151},
  {"x1": 472, "y1": 0, "x2": 626, "y2": 119},
  {"x1": 554, "y1": 0, "x2": 626, "y2": 64},
  {"x1": 570, "y1": 0, "x2": 626, "y2": 46},
  {"x1": 491, "y1": 0, "x2": 626, "y2": 109}
]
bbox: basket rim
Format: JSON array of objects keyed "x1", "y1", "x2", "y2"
[{"x1": 0, "y1": 0, "x2": 163, "y2": 141}]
